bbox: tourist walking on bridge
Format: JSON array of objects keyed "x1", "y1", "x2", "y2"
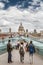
[
  {"x1": 29, "y1": 41, "x2": 35, "y2": 64},
  {"x1": 7, "y1": 40, "x2": 13, "y2": 63},
  {"x1": 19, "y1": 42, "x2": 25, "y2": 63}
]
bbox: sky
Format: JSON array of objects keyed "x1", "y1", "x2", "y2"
[{"x1": 0, "y1": 0, "x2": 43, "y2": 32}]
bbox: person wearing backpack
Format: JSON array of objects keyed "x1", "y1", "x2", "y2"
[
  {"x1": 29, "y1": 41, "x2": 35, "y2": 64},
  {"x1": 19, "y1": 42, "x2": 25, "y2": 63}
]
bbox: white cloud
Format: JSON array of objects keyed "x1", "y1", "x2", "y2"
[
  {"x1": 0, "y1": 2, "x2": 43, "y2": 32},
  {"x1": 33, "y1": 0, "x2": 40, "y2": 2},
  {"x1": 0, "y1": 2, "x2": 5, "y2": 9},
  {"x1": 40, "y1": 2, "x2": 43, "y2": 10}
]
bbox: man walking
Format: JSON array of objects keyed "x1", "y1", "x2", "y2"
[{"x1": 7, "y1": 40, "x2": 13, "y2": 63}]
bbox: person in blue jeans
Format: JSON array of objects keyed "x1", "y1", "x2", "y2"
[
  {"x1": 7, "y1": 40, "x2": 13, "y2": 63},
  {"x1": 29, "y1": 41, "x2": 35, "y2": 64}
]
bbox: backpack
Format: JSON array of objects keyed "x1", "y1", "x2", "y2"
[
  {"x1": 29, "y1": 44, "x2": 34, "y2": 54},
  {"x1": 19, "y1": 47, "x2": 24, "y2": 56}
]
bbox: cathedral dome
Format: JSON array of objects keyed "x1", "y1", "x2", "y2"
[
  {"x1": 18, "y1": 23, "x2": 25, "y2": 35},
  {"x1": 18, "y1": 23, "x2": 25, "y2": 32}
]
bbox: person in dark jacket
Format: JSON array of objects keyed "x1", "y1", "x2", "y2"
[
  {"x1": 29, "y1": 41, "x2": 35, "y2": 64},
  {"x1": 7, "y1": 40, "x2": 13, "y2": 63}
]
